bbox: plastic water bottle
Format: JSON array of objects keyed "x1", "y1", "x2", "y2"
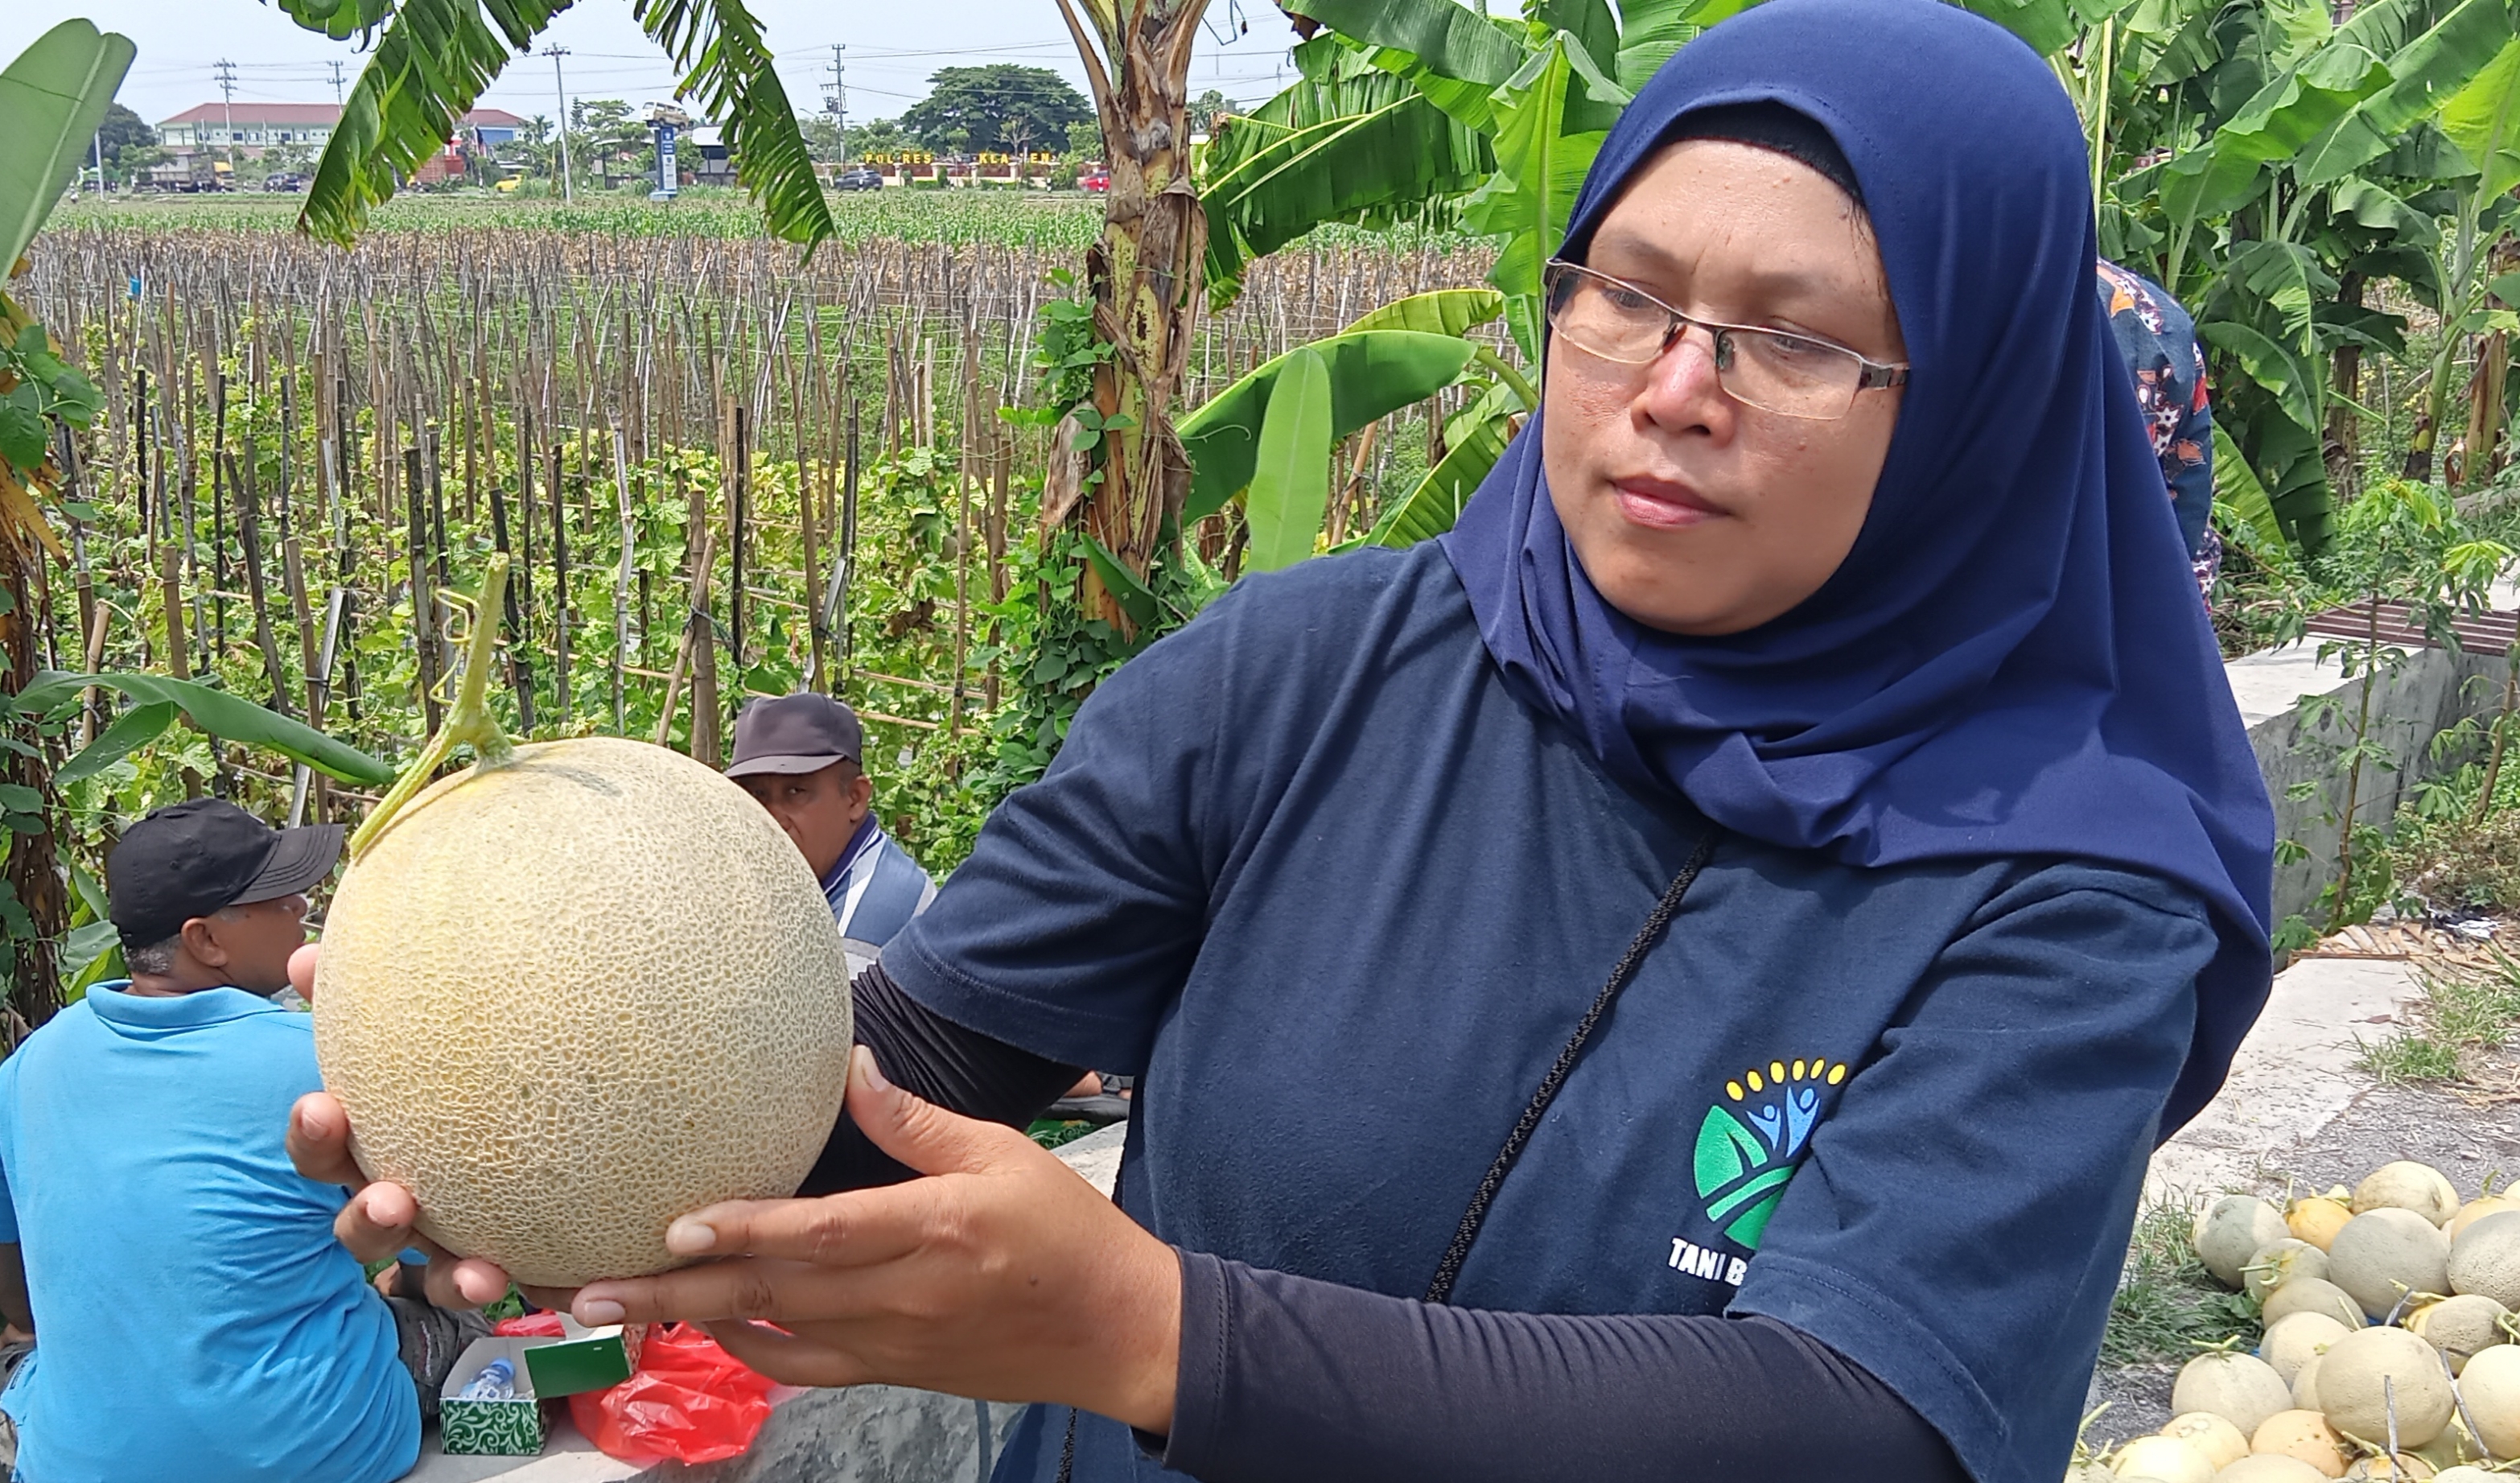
[{"x1": 459, "y1": 1357, "x2": 515, "y2": 1401}]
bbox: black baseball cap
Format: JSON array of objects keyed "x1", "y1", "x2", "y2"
[
  {"x1": 726, "y1": 694, "x2": 864, "y2": 779},
  {"x1": 107, "y1": 799, "x2": 344, "y2": 948}
]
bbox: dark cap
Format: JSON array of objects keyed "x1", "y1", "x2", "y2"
[
  {"x1": 726, "y1": 693, "x2": 864, "y2": 779},
  {"x1": 107, "y1": 799, "x2": 344, "y2": 948}
]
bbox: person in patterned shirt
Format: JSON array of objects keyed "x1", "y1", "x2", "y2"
[{"x1": 2098, "y1": 257, "x2": 2220, "y2": 595}]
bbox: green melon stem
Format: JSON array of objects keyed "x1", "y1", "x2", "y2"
[{"x1": 348, "y1": 556, "x2": 517, "y2": 863}]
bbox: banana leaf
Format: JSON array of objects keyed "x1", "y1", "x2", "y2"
[
  {"x1": 1464, "y1": 39, "x2": 1605, "y2": 360},
  {"x1": 1955, "y1": 0, "x2": 2080, "y2": 54},
  {"x1": 2210, "y1": 422, "x2": 2292, "y2": 557},
  {"x1": 2295, "y1": 0, "x2": 2514, "y2": 186},
  {"x1": 1342, "y1": 287, "x2": 1506, "y2": 336},
  {"x1": 0, "y1": 22, "x2": 136, "y2": 277},
  {"x1": 1199, "y1": 69, "x2": 1491, "y2": 307},
  {"x1": 14, "y1": 672, "x2": 392, "y2": 785},
  {"x1": 55, "y1": 699, "x2": 176, "y2": 787},
  {"x1": 1180, "y1": 330, "x2": 1480, "y2": 524},
  {"x1": 2443, "y1": 35, "x2": 2520, "y2": 194},
  {"x1": 1369, "y1": 380, "x2": 1525, "y2": 547},
  {"x1": 1245, "y1": 348, "x2": 1336, "y2": 573}
]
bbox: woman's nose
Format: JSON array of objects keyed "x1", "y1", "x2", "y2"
[{"x1": 1637, "y1": 324, "x2": 1733, "y2": 430}]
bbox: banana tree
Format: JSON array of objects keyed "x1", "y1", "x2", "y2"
[
  {"x1": 1045, "y1": 0, "x2": 1214, "y2": 633},
  {"x1": 271, "y1": 0, "x2": 833, "y2": 250},
  {"x1": 0, "y1": 20, "x2": 133, "y2": 1025},
  {"x1": 2086, "y1": 0, "x2": 2516, "y2": 554}
]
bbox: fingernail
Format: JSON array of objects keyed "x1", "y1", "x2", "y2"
[
  {"x1": 665, "y1": 1217, "x2": 717, "y2": 1254},
  {"x1": 856, "y1": 1047, "x2": 891, "y2": 1094},
  {"x1": 577, "y1": 1297, "x2": 625, "y2": 1325}
]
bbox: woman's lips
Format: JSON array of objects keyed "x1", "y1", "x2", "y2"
[{"x1": 1612, "y1": 476, "x2": 1724, "y2": 530}]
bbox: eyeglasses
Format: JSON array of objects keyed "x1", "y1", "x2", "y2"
[{"x1": 1542, "y1": 261, "x2": 1909, "y2": 421}]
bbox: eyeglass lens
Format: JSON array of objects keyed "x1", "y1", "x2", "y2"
[{"x1": 1546, "y1": 269, "x2": 1868, "y2": 419}]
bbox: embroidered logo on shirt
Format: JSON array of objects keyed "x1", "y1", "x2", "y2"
[{"x1": 1687, "y1": 1057, "x2": 1848, "y2": 1255}]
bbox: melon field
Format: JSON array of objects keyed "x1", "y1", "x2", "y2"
[{"x1": 2, "y1": 199, "x2": 1502, "y2": 1013}]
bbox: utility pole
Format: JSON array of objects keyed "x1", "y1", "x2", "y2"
[
  {"x1": 824, "y1": 44, "x2": 847, "y2": 161},
  {"x1": 214, "y1": 59, "x2": 240, "y2": 183},
  {"x1": 545, "y1": 45, "x2": 574, "y2": 202},
  {"x1": 328, "y1": 60, "x2": 348, "y2": 106}
]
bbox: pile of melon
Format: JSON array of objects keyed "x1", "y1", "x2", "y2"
[{"x1": 2079, "y1": 1162, "x2": 2520, "y2": 1483}]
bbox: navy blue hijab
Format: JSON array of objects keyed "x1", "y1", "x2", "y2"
[{"x1": 1440, "y1": 0, "x2": 2275, "y2": 1135}]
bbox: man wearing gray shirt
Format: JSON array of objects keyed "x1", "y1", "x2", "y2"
[{"x1": 726, "y1": 694, "x2": 935, "y2": 946}]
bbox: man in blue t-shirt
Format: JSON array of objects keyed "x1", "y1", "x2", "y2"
[
  {"x1": 726, "y1": 693, "x2": 934, "y2": 947},
  {"x1": 0, "y1": 799, "x2": 478, "y2": 1483}
]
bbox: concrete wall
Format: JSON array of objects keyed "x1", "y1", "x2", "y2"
[{"x1": 2225, "y1": 636, "x2": 2513, "y2": 927}]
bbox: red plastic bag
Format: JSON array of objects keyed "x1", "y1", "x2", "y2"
[
  {"x1": 492, "y1": 1312, "x2": 566, "y2": 1338},
  {"x1": 569, "y1": 1322, "x2": 776, "y2": 1465}
]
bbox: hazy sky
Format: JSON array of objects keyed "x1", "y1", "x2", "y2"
[{"x1": 22, "y1": 0, "x2": 1308, "y2": 128}]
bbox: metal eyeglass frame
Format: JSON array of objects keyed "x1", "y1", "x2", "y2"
[{"x1": 1542, "y1": 259, "x2": 1910, "y2": 419}]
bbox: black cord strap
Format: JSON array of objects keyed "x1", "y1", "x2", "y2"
[{"x1": 1424, "y1": 827, "x2": 1723, "y2": 1306}]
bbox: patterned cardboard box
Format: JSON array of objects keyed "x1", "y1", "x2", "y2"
[{"x1": 439, "y1": 1337, "x2": 549, "y2": 1456}]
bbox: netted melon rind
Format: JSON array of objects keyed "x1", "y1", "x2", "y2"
[{"x1": 315, "y1": 736, "x2": 852, "y2": 1287}]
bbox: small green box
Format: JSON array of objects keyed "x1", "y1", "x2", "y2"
[
  {"x1": 439, "y1": 1337, "x2": 549, "y2": 1456},
  {"x1": 521, "y1": 1316, "x2": 636, "y2": 1399}
]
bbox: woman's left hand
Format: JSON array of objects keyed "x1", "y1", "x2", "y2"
[{"x1": 571, "y1": 1047, "x2": 1182, "y2": 1435}]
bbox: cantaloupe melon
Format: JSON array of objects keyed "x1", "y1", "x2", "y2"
[
  {"x1": 2448, "y1": 1197, "x2": 2520, "y2": 1243},
  {"x1": 2251, "y1": 1240, "x2": 2335, "y2": 1304},
  {"x1": 2178, "y1": 1351, "x2": 2300, "y2": 1437},
  {"x1": 2403, "y1": 1292, "x2": 2506, "y2": 1374},
  {"x1": 2250, "y1": 1410, "x2": 2349, "y2": 1479},
  {"x1": 2340, "y1": 1453, "x2": 2436, "y2": 1480},
  {"x1": 315, "y1": 559, "x2": 852, "y2": 1288},
  {"x1": 2448, "y1": 1212, "x2": 2520, "y2": 1308},
  {"x1": 2165, "y1": 1413, "x2": 2251, "y2": 1471},
  {"x1": 2293, "y1": 1195, "x2": 2357, "y2": 1252},
  {"x1": 2115, "y1": 1435, "x2": 2215, "y2": 1483},
  {"x1": 2355, "y1": 1165, "x2": 2460, "y2": 1227},
  {"x1": 2452, "y1": 1343, "x2": 2520, "y2": 1457},
  {"x1": 2267, "y1": 1279, "x2": 2370, "y2": 1331},
  {"x1": 2430, "y1": 1468, "x2": 2497, "y2": 1483},
  {"x1": 2329, "y1": 1209, "x2": 2452, "y2": 1321},
  {"x1": 2264, "y1": 1312, "x2": 2353, "y2": 1385},
  {"x1": 2212, "y1": 1457, "x2": 2332, "y2": 1483},
  {"x1": 2201, "y1": 1198, "x2": 2296, "y2": 1288},
  {"x1": 2316, "y1": 1326, "x2": 2454, "y2": 1449},
  {"x1": 2295, "y1": 1353, "x2": 2326, "y2": 1414}
]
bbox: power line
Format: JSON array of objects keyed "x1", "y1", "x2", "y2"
[{"x1": 329, "y1": 60, "x2": 347, "y2": 105}]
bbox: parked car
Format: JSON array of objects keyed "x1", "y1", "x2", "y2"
[
  {"x1": 835, "y1": 165, "x2": 883, "y2": 192},
  {"x1": 1080, "y1": 168, "x2": 1110, "y2": 193},
  {"x1": 262, "y1": 174, "x2": 308, "y2": 193}
]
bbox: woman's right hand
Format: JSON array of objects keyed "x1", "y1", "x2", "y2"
[{"x1": 282, "y1": 944, "x2": 525, "y2": 1312}]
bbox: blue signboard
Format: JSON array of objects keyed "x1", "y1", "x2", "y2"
[{"x1": 653, "y1": 121, "x2": 679, "y2": 200}]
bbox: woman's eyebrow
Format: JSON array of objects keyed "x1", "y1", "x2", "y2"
[{"x1": 1589, "y1": 231, "x2": 1850, "y2": 303}]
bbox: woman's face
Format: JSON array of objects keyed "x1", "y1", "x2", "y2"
[{"x1": 1542, "y1": 138, "x2": 1905, "y2": 636}]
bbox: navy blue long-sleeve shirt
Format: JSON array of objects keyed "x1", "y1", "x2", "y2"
[{"x1": 843, "y1": 542, "x2": 2212, "y2": 1483}]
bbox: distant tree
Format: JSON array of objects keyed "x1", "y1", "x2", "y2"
[
  {"x1": 799, "y1": 113, "x2": 842, "y2": 163},
  {"x1": 901, "y1": 64, "x2": 1089, "y2": 157},
  {"x1": 570, "y1": 98, "x2": 649, "y2": 183},
  {"x1": 1064, "y1": 118, "x2": 1103, "y2": 161},
  {"x1": 1190, "y1": 88, "x2": 1232, "y2": 131},
  {"x1": 849, "y1": 117, "x2": 910, "y2": 159},
  {"x1": 94, "y1": 102, "x2": 153, "y2": 163}
]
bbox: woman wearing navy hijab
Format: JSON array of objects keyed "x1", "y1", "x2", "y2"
[{"x1": 295, "y1": 1, "x2": 2274, "y2": 1479}]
